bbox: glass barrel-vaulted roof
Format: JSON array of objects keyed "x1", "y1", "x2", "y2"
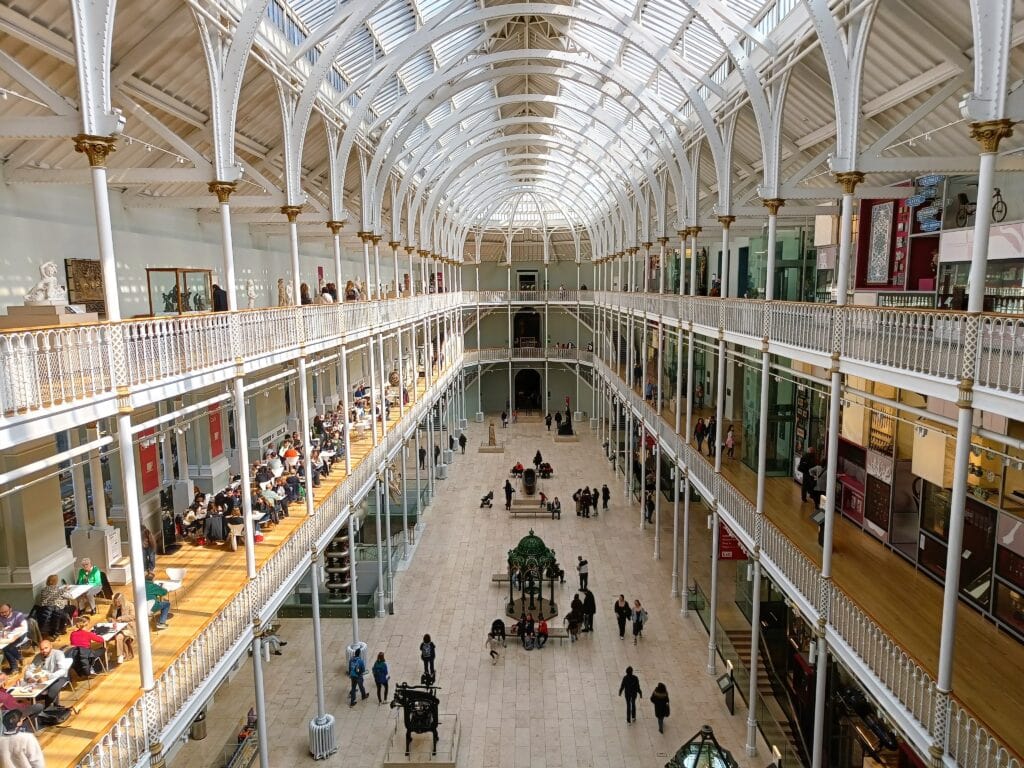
[{"x1": 274, "y1": 0, "x2": 794, "y2": 231}]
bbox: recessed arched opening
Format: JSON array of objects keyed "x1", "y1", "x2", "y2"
[
  {"x1": 514, "y1": 368, "x2": 542, "y2": 413},
  {"x1": 513, "y1": 306, "x2": 541, "y2": 347}
]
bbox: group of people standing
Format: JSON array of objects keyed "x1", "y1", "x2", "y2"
[
  {"x1": 347, "y1": 634, "x2": 437, "y2": 708},
  {"x1": 572, "y1": 485, "x2": 609, "y2": 517}
]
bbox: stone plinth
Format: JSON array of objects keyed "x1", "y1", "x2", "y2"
[
  {"x1": 554, "y1": 435, "x2": 579, "y2": 443},
  {"x1": 0, "y1": 303, "x2": 99, "y2": 329},
  {"x1": 382, "y1": 713, "x2": 459, "y2": 767},
  {"x1": 478, "y1": 442, "x2": 505, "y2": 453}
]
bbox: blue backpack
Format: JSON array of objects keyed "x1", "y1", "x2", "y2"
[{"x1": 348, "y1": 656, "x2": 364, "y2": 679}]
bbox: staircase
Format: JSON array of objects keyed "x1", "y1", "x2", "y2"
[{"x1": 726, "y1": 628, "x2": 807, "y2": 765}]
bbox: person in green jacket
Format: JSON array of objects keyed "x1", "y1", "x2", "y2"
[
  {"x1": 75, "y1": 558, "x2": 103, "y2": 614},
  {"x1": 144, "y1": 572, "x2": 171, "y2": 629}
]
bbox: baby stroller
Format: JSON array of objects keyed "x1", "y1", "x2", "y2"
[
  {"x1": 479, "y1": 491, "x2": 494, "y2": 508},
  {"x1": 490, "y1": 618, "x2": 507, "y2": 647}
]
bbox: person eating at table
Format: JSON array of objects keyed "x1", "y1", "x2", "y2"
[
  {"x1": 104, "y1": 593, "x2": 137, "y2": 663},
  {"x1": 23, "y1": 641, "x2": 68, "y2": 707},
  {"x1": 0, "y1": 672, "x2": 44, "y2": 727},
  {"x1": 75, "y1": 557, "x2": 103, "y2": 614},
  {"x1": 0, "y1": 603, "x2": 28, "y2": 673},
  {"x1": 69, "y1": 616, "x2": 106, "y2": 676}
]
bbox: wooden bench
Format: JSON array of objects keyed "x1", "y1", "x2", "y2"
[
  {"x1": 508, "y1": 507, "x2": 560, "y2": 518},
  {"x1": 491, "y1": 573, "x2": 510, "y2": 584}
]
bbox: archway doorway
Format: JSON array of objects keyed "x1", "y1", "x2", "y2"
[
  {"x1": 514, "y1": 369, "x2": 542, "y2": 413},
  {"x1": 513, "y1": 307, "x2": 541, "y2": 347}
]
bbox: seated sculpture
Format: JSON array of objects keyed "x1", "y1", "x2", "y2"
[{"x1": 24, "y1": 261, "x2": 68, "y2": 305}]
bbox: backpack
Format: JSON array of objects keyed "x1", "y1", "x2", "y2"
[{"x1": 348, "y1": 656, "x2": 364, "y2": 679}]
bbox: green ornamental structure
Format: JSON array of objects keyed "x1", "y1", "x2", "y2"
[{"x1": 505, "y1": 529, "x2": 560, "y2": 619}]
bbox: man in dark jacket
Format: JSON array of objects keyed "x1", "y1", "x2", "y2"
[
  {"x1": 458, "y1": 433, "x2": 467, "y2": 454},
  {"x1": 619, "y1": 666, "x2": 642, "y2": 723},
  {"x1": 582, "y1": 588, "x2": 596, "y2": 632},
  {"x1": 418, "y1": 446, "x2": 427, "y2": 469},
  {"x1": 212, "y1": 283, "x2": 228, "y2": 311},
  {"x1": 601, "y1": 484, "x2": 611, "y2": 510}
]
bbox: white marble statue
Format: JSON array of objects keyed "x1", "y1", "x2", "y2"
[
  {"x1": 24, "y1": 261, "x2": 68, "y2": 305},
  {"x1": 285, "y1": 283, "x2": 294, "y2": 305},
  {"x1": 277, "y1": 278, "x2": 288, "y2": 307},
  {"x1": 246, "y1": 280, "x2": 257, "y2": 309}
]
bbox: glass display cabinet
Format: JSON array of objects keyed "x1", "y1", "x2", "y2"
[{"x1": 146, "y1": 268, "x2": 213, "y2": 315}]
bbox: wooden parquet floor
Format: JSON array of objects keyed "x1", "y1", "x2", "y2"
[
  {"x1": 612, "y1": 365, "x2": 1024, "y2": 759},
  {"x1": 33, "y1": 371, "x2": 437, "y2": 768}
]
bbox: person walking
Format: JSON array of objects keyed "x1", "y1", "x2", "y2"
[
  {"x1": 485, "y1": 632, "x2": 500, "y2": 664},
  {"x1": 601, "y1": 484, "x2": 610, "y2": 510},
  {"x1": 582, "y1": 588, "x2": 596, "y2": 633},
  {"x1": 619, "y1": 666, "x2": 642, "y2": 724},
  {"x1": 500, "y1": 410, "x2": 508, "y2": 428},
  {"x1": 650, "y1": 683, "x2": 670, "y2": 733},
  {"x1": 581, "y1": 487, "x2": 592, "y2": 518},
  {"x1": 644, "y1": 492, "x2": 655, "y2": 524},
  {"x1": 418, "y1": 446, "x2": 427, "y2": 470},
  {"x1": 810, "y1": 459, "x2": 828, "y2": 511},
  {"x1": 545, "y1": 413, "x2": 552, "y2": 431},
  {"x1": 631, "y1": 599, "x2": 647, "y2": 645},
  {"x1": 725, "y1": 425, "x2": 735, "y2": 458},
  {"x1": 504, "y1": 479, "x2": 515, "y2": 510},
  {"x1": 347, "y1": 648, "x2": 369, "y2": 707},
  {"x1": 458, "y1": 433, "x2": 467, "y2": 454},
  {"x1": 614, "y1": 595, "x2": 631, "y2": 639},
  {"x1": 694, "y1": 417, "x2": 707, "y2": 455},
  {"x1": 434, "y1": 444, "x2": 441, "y2": 466},
  {"x1": 420, "y1": 634, "x2": 436, "y2": 679},
  {"x1": 577, "y1": 556, "x2": 589, "y2": 590},
  {"x1": 372, "y1": 652, "x2": 390, "y2": 704},
  {"x1": 533, "y1": 450, "x2": 543, "y2": 470},
  {"x1": 798, "y1": 447, "x2": 817, "y2": 503},
  {"x1": 706, "y1": 416, "x2": 718, "y2": 457},
  {"x1": 695, "y1": 382, "x2": 704, "y2": 409}
]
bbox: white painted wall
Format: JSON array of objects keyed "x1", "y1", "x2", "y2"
[{"x1": 0, "y1": 170, "x2": 366, "y2": 317}]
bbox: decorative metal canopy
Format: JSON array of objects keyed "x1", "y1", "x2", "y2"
[
  {"x1": 665, "y1": 724, "x2": 740, "y2": 768},
  {"x1": 507, "y1": 529, "x2": 556, "y2": 573}
]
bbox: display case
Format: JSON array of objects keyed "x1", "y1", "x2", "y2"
[{"x1": 146, "y1": 268, "x2": 213, "y2": 315}]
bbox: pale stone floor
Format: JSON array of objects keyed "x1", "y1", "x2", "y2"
[{"x1": 173, "y1": 418, "x2": 764, "y2": 768}]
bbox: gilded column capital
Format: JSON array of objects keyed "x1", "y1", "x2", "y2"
[
  {"x1": 73, "y1": 134, "x2": 117, "y2": 168},
  {"x1": 834, "y1": 171, "x2": 865, "y2": 195},
  {"x1": 762, "y1": 198, "x2": 785, "y2": 216},
  {"x1": 642, "y1": 241, "x2": 654, "y2": 249},
  {"x1": 405, "y1": 245, "x2": 415, "y2": 254},
  {"x1": 676, "y1": 230, "x2": 688, "y2": 241},
  {"x1": 326, "y1": 220, "x2": 344, "y2": 235},
  {"x1": 657, "y1": 236, "x2": 668, "y2": 245},
  {"x1": 388, "y1": 240, "x2": 401, "y2": 249},
  {"x1": 356, "y1": 230, "x2": 373, "y2": 242},
  {"x1": 969, "y1": 119, "x2": 1014, "y2": 153},
  {"x1": 691, "y1": 226, "x2": 702, "y2": 237},
  {"x1": 208, "y1": 181, "x2": 237, "y2": 204},
  {"x1": 371, "y1": 234, "x2": 382, "y2": 245},
  {"x1": 280, "y1": 205, "x2": 303, "y2": 222},
  {"x1": 418, "y1": 249, "x2": 431, "y2": 258},
  {"x1": 717, "y1": 215, "x2": 735, "y2": 229}
]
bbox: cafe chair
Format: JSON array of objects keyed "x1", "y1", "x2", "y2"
[
  {"x1": 165, "y1": 567, "x2": 187, "y2": 584},
  {"x1": 227, "y1": 522, "x2": 245, "y2": 552}
]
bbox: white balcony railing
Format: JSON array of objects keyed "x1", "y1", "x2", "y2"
[{"x1": 0, "y1": 293, "x2": 461, "y2": 434}]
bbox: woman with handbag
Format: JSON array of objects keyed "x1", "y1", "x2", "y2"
[{"x1": 631, "y1": 599, "x2": 647, "y2": 645}]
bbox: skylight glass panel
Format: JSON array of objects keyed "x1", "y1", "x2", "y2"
[
  {"x1": 397, "y1": 49, "x2": 435, "y2": 92},
  {"x1": 424, "y1": 101, "x2": 451, "y2": 127},
  {"x1": 640, "y1": 0, "x2": 691, "y2": 48},
  {"x1": 621, "y1": 43, "x2": 657, "y2": 84},
  {"x1": 289, "y1": 0, "x2": 346, "y2": 29},
  {"x1": 411, "y1": 0, "x2": 465, "y2": 25},
  {"x1": 571, "y1": 21, "x2": 624, "y2": 63},
  {"x1": 366, "y1": 0, "x2": 416, "y2": 55},
  {"x1": 431, "y1": 25, "x2": 481, "y2": 67},
  {"x1": 372, "y1": 75, "x2": 403, "y2": 115},
  {"x1": 451, "y1": 82, "x2": 493, "y2": 110},
  {"x1": 682, "y1": 18, "x2": 723, "y2": 70},
  {"x1": 336, "y1": 27, "x2": 379, "y2": 85}
]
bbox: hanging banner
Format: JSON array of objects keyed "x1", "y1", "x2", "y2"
[
  {"x1": 139, "y1": 427, "x2": 159, "y2": 494},
  {"x1": 718, "y1": 522, "x2": 748, "y2": 561},
  {"x1": 209, "y1": 405, "x2": 223, "y2": 458}
]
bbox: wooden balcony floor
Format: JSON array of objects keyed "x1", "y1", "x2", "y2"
[
  {"x1": 34, "y1": 371, "x2": 437, "y2": 768},
  {"x1": 613, "y1": 366, "x2": 1024, "y2": 759}
]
